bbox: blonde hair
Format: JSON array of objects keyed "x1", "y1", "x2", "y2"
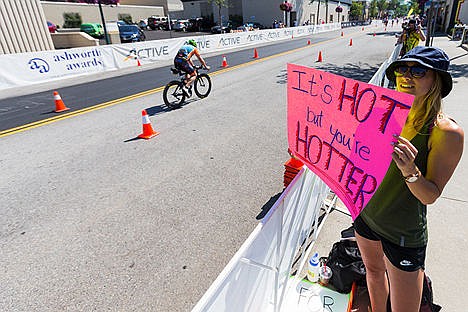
[{"x1": 412, "y1": 72, "x2": 443, "y2": 132}]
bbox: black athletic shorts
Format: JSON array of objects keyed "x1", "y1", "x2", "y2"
[
  {"x1": 174, "y1": 57, "x2": 195, "y2": 75},
  {"x1": 354, "y1": 215, "x2": 426, "y2": 272}
]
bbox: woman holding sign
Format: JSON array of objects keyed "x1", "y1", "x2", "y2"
[{"x1": 354, "y1": 46, "x2": 464, "y2": 311}]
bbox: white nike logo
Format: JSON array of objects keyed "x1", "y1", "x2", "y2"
[{"x1": 400, "y1": 260, "x2": 413, "y2": 266}]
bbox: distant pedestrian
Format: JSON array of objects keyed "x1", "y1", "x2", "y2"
[
  {"x1": 355, "y1": 46, "x2": 464, "y2": 312},
  {"x1": 397, "y1": 19, "x2": 426, "y2": 56}
]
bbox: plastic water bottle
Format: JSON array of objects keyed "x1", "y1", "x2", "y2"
[{"x1": 307, "y1": 252, "x2": 320, "y2": 282}]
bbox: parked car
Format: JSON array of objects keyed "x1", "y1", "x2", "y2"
[
  {"x1": 211, "y1": 21, "x2": 233, "y2": 34},
  {"x1": 47, "y1": 21, "x2": 57, "y2": 33},
  {"x1": 187, "y1": 17, "x2": 204, "y2": 32},
  {"x1": 118, "y1": 25, "x2": 146, "y2": 43},
  {"x1": 245, "y1": 22, "x2": 267, "y2": 30},
  {"x1": 80, "y1": 23, "x2": 104, "y2": 39},
  {"x1": 138, "y1": 19, "x2": 148, "y2": 30},
  {"x1": 172, "y1": 20, "x2": 191, "y2": 32},
  {"x1": 147, "y1": 16, "x2": 167, "y2": 30}
]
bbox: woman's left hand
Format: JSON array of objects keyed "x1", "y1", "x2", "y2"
[{"x1": 391, "y1": 135, "x2": 419, "y2": 176}]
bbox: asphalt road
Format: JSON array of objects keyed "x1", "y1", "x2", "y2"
[
  {"x1": 0, "y1": 29, "x2": 392, "y2": 133},
  {"x1": 0, "y1": 25, "x2": 397, "y2": 311}
]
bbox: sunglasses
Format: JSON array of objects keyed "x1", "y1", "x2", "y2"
[{"x1": 394, "y1": 66, "x2": 428, "y2": 78}]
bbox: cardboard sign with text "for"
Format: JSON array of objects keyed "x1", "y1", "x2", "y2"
[{"x1": 287, "y1": 64, "x2": 414, "y2": 220}]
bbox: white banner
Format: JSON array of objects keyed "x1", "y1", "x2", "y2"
[
  {"x1": 0, "y1": 23, "x2": 341, "y2": 92},
  {"x1": 0, "y1": 46, "x2": 116, "y2": 89},
  {"x1": 191, "y1": 167, "x2": 335, "y2": 312}
]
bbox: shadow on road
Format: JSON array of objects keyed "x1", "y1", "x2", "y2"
[
  {"x1": 145, "y1": 97, "x2": 200, "y2": 116},
  {"x1": 275, "y1": 63, "x2": 380, "y2": 85},
  {"x1": 256, "y1": 192, "x2": 282, "y2": 220},
  {"x1": 450, "y1": 62, "x2": 468, "y2": 81}
]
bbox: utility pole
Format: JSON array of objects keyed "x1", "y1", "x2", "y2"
[{"x1": 98, "y1": 0, "x2": 110, "y2": 45}]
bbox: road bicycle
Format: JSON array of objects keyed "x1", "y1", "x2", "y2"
[{"x1": 163, "y1": 65, "x2": 212, "y2": 108}]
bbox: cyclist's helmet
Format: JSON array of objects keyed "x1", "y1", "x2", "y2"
[{"x1": 187, "y1": 39, "x2": 197, "y2": 48}]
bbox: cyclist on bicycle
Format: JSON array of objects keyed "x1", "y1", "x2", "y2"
[{"x1": 173, "y1": 39, "x2": 210, "y2": 96}]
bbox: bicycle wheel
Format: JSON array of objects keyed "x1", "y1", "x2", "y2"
[
  {"x1": 163, "y1": 81, "x2": 185, "y2": 108},
  {"x1": 194, "y1": 74, "x2": 212, "y2": 98}
]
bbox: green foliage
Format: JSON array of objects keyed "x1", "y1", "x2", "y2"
[
  {"x1": 63, "y1": 12, "x2": 82, "y2": 28},
  {"x1": 118, "y1": 13, "x2": 132, "y2": 24},
  {"x1": 394, "y1": 3, "x2": 410, "y2": 17},
  {"x1": 369, "y1": 0, "x2": 379, "y2": 18},
  {"x1": 388, "y1": 0, "x2": 400, "y2": 11},
  {"x1": 350, "y1": 2, "x2": 363, "y2": 20},
  {"x1": 377, "y1": 0, "x2": 388, "y2": 17},
  {"x1": 409, "y1": 0, "x2": 421, "y2": 15}
]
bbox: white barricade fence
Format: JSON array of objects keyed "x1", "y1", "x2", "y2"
[
  {"x1": 0, "y1": 23, "x2": 341, "y2": 92},
  {"x1": 192, "y1": 167, "x2": 336, "y2": 312},
  {"x1": 368, "y1": 43, "x2": 401, "y2": 88}
]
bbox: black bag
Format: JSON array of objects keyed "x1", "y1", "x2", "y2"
[
  {"x1": 420, "y1": 274, "x2": 442, "y2": 312},
  {"x1": 386, "y1": 273, "x2": 442, "y2": 311},
  {"x1": 326, "y1": 240, "x2": 366, "y2": 294}
]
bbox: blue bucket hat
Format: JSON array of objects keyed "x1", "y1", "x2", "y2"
[{"x1": 386, "y1": 46, "x2": 453, "y2": 98}]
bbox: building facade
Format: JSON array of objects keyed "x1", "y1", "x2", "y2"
[
  {"x1": 0, "y1": 0, "x2": 54, "y2": 54},
  {"x1": 180, "y1": 0, "x2": 351, "y2": 27}
]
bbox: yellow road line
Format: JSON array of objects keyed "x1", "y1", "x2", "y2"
[{"x1": 0, "y1": 28, "x2": 367, "y2": 138}]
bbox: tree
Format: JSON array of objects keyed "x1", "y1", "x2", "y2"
[
  {"x1": 369, "y1": 0, "x2": 379, "y2": 18},
  {"x1": 394, "y1": 2, "x2": 411, "y2": 17},
  {"x1": 208, "y1": 0, "x2": 231, "y2": 26},
  {"x1": 349, "y1": 2, "x2": 364, "y2": 20},
  {"x1": 377, "y1": 0, "x2": 388, "y2": 18},
  {"x1": 388, "y1": 0, "x2": 400, "y2": 12}
]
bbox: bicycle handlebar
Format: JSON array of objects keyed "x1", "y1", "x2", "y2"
[{"x1": 194, "y1": 65, "x2": 210, "y2": 71}]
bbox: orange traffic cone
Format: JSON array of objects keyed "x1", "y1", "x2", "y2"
[
  {"x1": 317, "y1": 51, "x2": 323, "y2": 62},
  {"x1": 53, "y1": 91, "x2": 69, "y2": 113},
  {"x1": 138, "y1": 109, "x2": 159, "y2": 139},
  {"x1": 349, "y1": 38, "x2": 353, "y2": 46},
  {"x1": 307, "y1": 40, "x2": 311, "y2": 45},
  {"x1": 283, "y1": 157, "x2": 304, "y2": 188},
  {"x1": 253, "y1": 48, "x2": 258, "y2": 59},
  {"x1": 221, "y1": 55, "x2": 228, "y2": 67},
  {"x1": 137, "y1": 59, "x2": 141, "y2": 66}
]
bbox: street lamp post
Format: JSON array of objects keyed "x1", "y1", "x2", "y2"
[{"x1": 97, "y1": 0, "x2": 110, "y2": 44}]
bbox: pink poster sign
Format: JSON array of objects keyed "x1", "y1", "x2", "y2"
[{"x1": 287, "y1": 64, "x2": 414, "y2": 220}]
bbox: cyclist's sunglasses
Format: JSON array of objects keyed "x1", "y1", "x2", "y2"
[{"x1": 394, "y1": 65, "x2": 428, "y2": 79}]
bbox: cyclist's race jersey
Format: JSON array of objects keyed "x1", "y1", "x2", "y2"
[
  {"x1": 176, "y1": 45, "x2": 195, "y2": 60},
  {"x1": 174, "y1": 45, "x2": 197, "y2": 74}
]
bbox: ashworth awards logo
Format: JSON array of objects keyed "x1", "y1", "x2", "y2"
[{"x1": 28, "y1": 58, "x2": 50, "y2": 73}]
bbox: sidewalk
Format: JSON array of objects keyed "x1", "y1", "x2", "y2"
[{"x1": 310, "y1": 36, "x2": 468, "y2": 311}]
